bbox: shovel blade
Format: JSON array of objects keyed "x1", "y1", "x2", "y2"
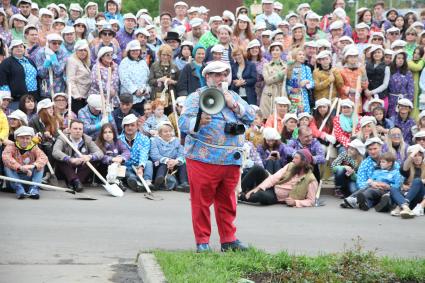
[
  {"x1": 103, "y1": 183, "x2": 124, "y2": 197},
  {"x1": 144, "y1": 192, "x2": 163, "y2": 201}
]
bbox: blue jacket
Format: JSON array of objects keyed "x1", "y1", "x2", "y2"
[
  {"x1": 150, "y1": 136, "x2": 185, "y2": 165},
  {"x1": 370, "y1": 166, "x2": 403, "y2": 190},
  {"x1": 230, "y1": 60, "x2": 257, "y2": 105},
  {"x1": 119, "y1": 132, "x2": 150, "y2": 168}
]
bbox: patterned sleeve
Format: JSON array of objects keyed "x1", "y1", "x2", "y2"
[
  {"x1": 333, "y1": 116, "x2": 350, "y2": 148},
  {"x1": 406, "y1": 71, "x2": 414, "y2": 101},
  {"x1": 356, "y1": 160, "x2": 372, "y2": 190},
  {"x1": 138, "y1": 135, "x2": 150, "y2": 167},
  {"x1": 304, "y1": 65, "x2": 314, "y2": 90}
]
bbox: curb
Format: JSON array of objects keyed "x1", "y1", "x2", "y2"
[{"x1": 137, "y1": 253, "x2": 167, "y2": 283}]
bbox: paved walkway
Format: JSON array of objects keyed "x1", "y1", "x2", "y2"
[{"x1": 0, "y1": 186, "x2": 424, "y2": 282}]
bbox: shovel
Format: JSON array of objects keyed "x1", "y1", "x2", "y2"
[
  {"x1": 132, "y1": 165, "x2": 163, "y2": 201},
  {"x1": 46, "y1": 161, "x2": 59, "y2": 186},
  {"x1": 315, "y1": 180, "x2": 326, "y2": 207},
  {"x1": 0, "y1": 175, "x2": 97, "y2": 200},
  {"x1": 57, "y1": 129, "x2": 123, "y2": 197}
]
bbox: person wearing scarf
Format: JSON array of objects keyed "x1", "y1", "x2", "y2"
[
  {"x1": 333, "y1": 99, "x2": 360, "y2": 149},
  {"x1": 2, "y1": 126, "x2": 48, "y2": 199}
]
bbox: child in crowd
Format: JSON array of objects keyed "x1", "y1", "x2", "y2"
[
  {"x1": 356, "y1": 152, "x2": 403, "y2": 211},
  {"x1": 138, "y1": 101, "x2": 152, "y2": 133},
  {"x1": 143, "y1": 99, "x2": 169, "y2": 137},
  {"x1": 245, "y1": 109, "x2": 264, "y2": 147},
  {"x1": 18, "y1": 94, "x2": 37, "y2": 121}
]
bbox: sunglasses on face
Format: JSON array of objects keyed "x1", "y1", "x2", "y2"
[
  {"x1": 406, "y1": 33, "x2": 416, "y2": 36},
  {"x1": 416, "y1": 137, "x2": 425, "y2": 141},
  {"x1": 102, "y1": 32, "x2": 113, "y2": 36},
  {"x1": 390, "y1": 134, "x2": 401, "y2": 138}
]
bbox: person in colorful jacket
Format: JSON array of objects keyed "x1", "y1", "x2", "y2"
[
  {"x1": 34, "y1": 33, "x2": 68, "y2": 99},
  {"x1": 178, "y1": 61, "x2": 255, "y2": 253},
  {"x1": 104, "y1": 0, "x2": 123, "y2": 27},
  {"x1": 2, "y1": 126, "x2": 48, "y2": 199},
  {"x1": 198, "y1": 16, "x2": 222, "y2": 49},
  {"x1": 118, "y1": 113, "x2": 153, "y2": 191},
  {"x1": 116, "y1": 13, "x2": 136, "y2": 51},
  {"x1": 333, "y1": 99, "x2": 360, "y2": 149}
]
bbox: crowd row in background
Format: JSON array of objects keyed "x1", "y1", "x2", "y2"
[{"x1": 0, "y1": 0, "x2": 425, "y2": 219}]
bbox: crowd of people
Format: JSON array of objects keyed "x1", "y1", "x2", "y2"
[{"x1": 0, "y1": 0, "x2": 425, "y2": 228}]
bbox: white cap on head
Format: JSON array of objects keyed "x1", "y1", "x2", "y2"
[
  {"x1": 268, "y1": 41, "x2": 283, "y2": 52},
  {"x1": 202, "y1": 61, "x2": 230, "y2": 77},
  {"x1": 273, "y1": 2, "x2": 283, "y2": 9},
  {"x1": 123, "y1": 13, "x2": 137, "y2": 21},
  {"x1": 283, "y1": 113, "x2": 298, "y2": 124},
  {"x1": 274, "y1": 96, "x2": 291, "y2": 105},
  {"x1": 339, "y1": 36, "x2": 354, "y2": 44},
  {"x1": 222, "y1": 10, "x2": 235, "y2": 22},
  {"x1": 298, "y1": 112, "x2": 312, "y2": 121},
  {"x1": 386, "y1": 26, "x2": 400, "y2": 34},
  {"x1": 355, "y1": 22, "x2": 370, "y2": 30},
  {"x1": 314, "y1": 98, "x2": 331, "y2": 109},
  {"x1": 109, "y1": 19, "x2": 120, "y2": 26},
  {"x1": 367, "y1": 97, "x2": 385, "y2": 110},
  {"x1": 271, "y1": 29, "x2": 283, "y2": 40},
  {"x1": 74, "y1": 39, "x2": 89, "y2": 51},
  {"x1": 190, "y1": 18, "x2": 203, "y2": 28},
  {"x1": 340, "y1": 99, "x2": 354, "y2": 108},
  {"x1": 316, "y1": 50, "x2": 332, "y2": 60},
  {"x1": 187, "y1": 6, "x2": 200, "y2": 14},
  {"x1": 261, "y1": 0, "x2": 274, "y2": 4},
  {"x1": 369, "y1": 44, "x2": 384, "y2": 54},
  {"x1": 46, "y1": 33, "x2": 64, "y2": 42},
  {"x1": 329, "y1": 20, "x2": 343, "y2": 30},
  {"x1": 297, "y1": 3, "x2": 310, "y2": 12},
  {"x1": 87, "y1": 94, "x2": 103, "y2": 111},
  {"x1": 126, "y1": 39, "x2": 141, "y2": 52},
  {"x1": 0, "y1": 90, "x2": 11, "y2": 100},
  {"x1": 360, "y1": 116, "x2": 377, "y2": 128},
  {"x1": 344, "y1": 47, "x2": 359, "y2": 58},
  {"x1": 181, "y1": 40, "x2": 194, "y2": 47},
  {"x1": 174, "y1": 1, "x2": 188, "y2": 8},
  {"x1": 199, "y1": 6, "x2": 209, "y2": 14},
  {"x1": 411, "y1": 21, "x2": 424, "y2": 29},
  {"x1": 69, "y1": 3, "x2": 83, "y2": 12},
  {"x1": 37, "y1": 98, "x2": 54, "y2": 114},
  {"x1": 209, "y1": 16, "x2": 222, "y2": 24},
  {"x1": 52, "y1": 18, "x2": 65, "y2": 26},
  {"x1": 261, "y1": 30, "x2": 272, "y2": 37},
  {"x1": 333, "y1": 7, "x2": 346, "y2": 19},
  {"x1": 348, "y1": 139, "x2": 366, "y2": 156},
  {"x1": 9, "y1": 39, "x2": 24, "y2": 50},
  {"x1": 31, "y1": 2, "x2": 38, "y2": 10},
  {"x1": 237, "y1": 14, "x2": 251, "y2": 23},
  {"x1": 217, "y1": 24, "x2": 233, "y2": 34},
  {"x1": 305, "y1": 11, "x2": 321, "y2": 20},
  {"x1": 254, "y1": 22, "x2": 267, "y2": 31},
  {"x1": 391, "y1": 40, "x2": 407, "y2": 49},
  {"x1": 291, "y1": 23, "x2": 305, "y2": 32},
  {"x1": 277, "y1": 20, "x2": 290, "y2": 27},
  {"x1": 414, "y1": 131, "x2": 425, "y2": 141},
  {"x1": 8, "y1": 109, "x2": 28, "y2": 125},
  {"x1": 53, "y1": 92, "x2": 67, "y2": 100},
  {"x1": 97, "y1": 46, "x2": 114, "y2": 60},
  {"x1": 14, "y1": 126, "x2": 35, "y2": 138},
  {"x1": 285, "y1": 12, "x2": 299, "y2": 20},
  {"x1": 247, "y1": 39, "x2": 261, "y2": 50},
  {"x1": 396, "y1": 98, "x2": 413, "y2": 111},
  {"x1": 122, "y1": 113, "x2": 138, "y2": 126},
  {"x1": 304, "y1": 41, "x2": 318, "y2": 48},
  {"x1": 9, "y1": 14, "x2": 28, "y2": 27},
  {"x1": 17, "y1": 0, "x2": 32, "y2": 6},
  {"x1": 134, "y1": 28, "x2": 150, "y2": 37},
  {"x1": 61, "y1": 26, "x2": 75, "y2": 35},
  {"x1": 418, "y1": 110, "x2": 425, "y2": 121},
  {"x1": 364, "y1": 137, "x2": 383, "y2": 147},
  {"x1": 262, "y1": 127, "x2": 281, "y2": 140},
  {"x1": 407, "y1": 144, "x2": 425, "y2": 155},
  {"x1": 211, "y1": 44, "x2": 225, "y2": 53},
  {"x1": 73, "y1": 18, "x2": 87, "y2": 27},
  {"x1": 157, "y1": 120, "x2": 174, "y2": 130},
  {"x1": 371, "y1": 31, "x2": 384, "y2": 39},
  {"x1": 39, "y1": 8, "x2": 53, "y2": 17},
  {"x1": 175, "y1": 96, "x2": 186, "y2": 106}
]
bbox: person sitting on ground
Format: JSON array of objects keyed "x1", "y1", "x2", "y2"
[
  {"x1": 150, "y1": 121, "x2": 189, "y2": 192},
  {"x1": 95, "y1": 123, "x2": 130, "y2": 188},
  {"x1": 391, "y1": 145, "x2": 425, "y2": 218},
  {"x1": 331, "y1": 139, "x2": 365, "y2": 198},
  {"x1": 372, "y1": 106, "x2": 394, "y2": 138},
  {"x1": 286, "y1": 125, "x2": 326, "y2": 181},
  {"x1": 390, "y1": 98, "x2": 415, "y2": 145},
  {"x1": 5, "y1": 109, "x2": 27, "y2": 144},
  {"x1": 137, "y1": 101, "x2": 152, "y2": 133},
  {"x1": 119, "y1": 113, "x2": 154, "y2": 191},
  {"x1": 356, "y1": 152, "x2": 403, "y2": 211},
  {"x1": 52, "y1": 92, "x2": 76, "y2": 130},
  {"x1": 112, "y1": 93, "x2": 139, "y2": 134},
  {"x1": 52, "y1": 119, "x2": 104, "y2": 192},
  {"x1": 78, "y1": 94, "x2": 116, "y2": 139},
  {"x1": 333, "y1": 99, "x2": 361, "y2": 150},
  {"x1": 18, "y1": 94, "x2": 37, "y2": 121},
  {"x1": 239, "y1": 149, "x2": 318, "y2": 207},
  {"x1": 2, "y1": 126, "x2": 48, "y2": 199},
  {"x1": 142, "y1": 98, "x2": 170, "y2": 137},
  {"x1": 257, "y1": 127, "x2": 290, "y2": 174},
  {"x1": 382, "y1": 126, "x2": 408, "y2": 165},
  {"x1": 280, "y1": 113, "x2": 298, "y2": 144}
]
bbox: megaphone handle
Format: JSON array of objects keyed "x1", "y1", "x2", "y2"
[{"x1": 194, "y1": 109, "x2": 203, "y2": 132}]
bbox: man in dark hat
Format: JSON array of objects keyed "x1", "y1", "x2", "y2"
[
  {"x1": 113, "y1": 93, "x2": 139, "y2": 134},
  {"x1": 164, "y1": 31, "x2": 181, "y2": 58}
]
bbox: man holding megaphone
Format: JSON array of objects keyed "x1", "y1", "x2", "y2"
[{"x1": 179, "y1": 61, "x2": 256, "y2": 253}]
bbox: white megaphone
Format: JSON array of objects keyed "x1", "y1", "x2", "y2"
[{"x1": 194, "y1": 86, "x2": 226, "y2": 132}]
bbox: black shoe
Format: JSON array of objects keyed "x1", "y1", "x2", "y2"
[
  {"x1": 72, "y1": 179, "x2": 83, "y2": 192},
  {"x1": 357, "y1": 192, "x2": 369, "y2": 211},
  {"x1": 29, "y1": 194, "x2": 40, "y2": 199},
  {"x1": 221, "y1": 239, "x2": 248, "y2": 252},
  {"x1": 17, "y1": 193, "x2": 26, "y2": 199},
  {"x1": 374, "y1": 193, "x2": 391, "y2": 212},
  {"x1": 154, "y1": 176, "x2": 165, "y2": 190},
  {"x1": 127, "y1": 179, "x2": 143, "y2": 192},
  {"x1": 175, "y1": 182, "x2": 190, "y2": 193}
]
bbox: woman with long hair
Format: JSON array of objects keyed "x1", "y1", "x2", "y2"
[
  {"x1": 313, "y1": 50, "x2": 343, "y2": 101},
  {"x1": 82, "y1": 2, "x2": 98, "y2": 34},
  {"x1": 95, "y1": 123, "x2": 130, "y2": 185},
  {"x1": 247, "y1": 39, "x2": 268, "y2": 104},
  {"x1": 290, "y1": 24, "x2": 305, "y2": 50},
  {"x1": 52, "y1": 93, "x2": 76, "y2": 130},
  {"x1": 382, "y1": 127, "x2": 408, "y2": 165},
  {"x1": 232, "y1": 14, "x2": 254, "y2": 49},
  {"x1": 174, "y1": 41, "x2": 193, "y2": 70},
  {"x1": 310, "y1": 98, "x2": 334, "y2": 145},
  {"x1": 18, "y1": 94, "x2": 37, "y2": 121},
  {"x1": 355, "y1": 116, "x2": 379, "y2": 143},
  {"x1": 0, "y1": 8, "x2": 12, "y2": 46},
  {"x1": 404, "y1": 27, "x2": 418, "y2": 60},
  {"x1": 230, "y1": 46, "x2": 257, "y2": 105},
  {"x1": 280, "y1": 113, "x2": 298, "y2": 144},
  {"x1": 73, "y1": 18, "x2": 88, "y2": 40}
]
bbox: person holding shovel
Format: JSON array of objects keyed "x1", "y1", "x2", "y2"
[{"x1": 2, "y1": 126, "x2": 48, "y2": 199}]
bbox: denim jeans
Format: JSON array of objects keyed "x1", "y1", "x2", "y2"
[
  {"x1": 334, "y1": 167, "x2": 357, "y2": 197},
  {"x1": 126, "y1": 160, "x2": 154, "y2": 182},
  {"x1": 390, "y1": 178, "x2": 425, "y2": 208},
  {"x1": 4, "y1": 167, "x2": 44, "y2": 196}
]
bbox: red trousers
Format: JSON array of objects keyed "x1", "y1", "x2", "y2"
[{"x1": 186, "y1": 158, "x2": 240, "y2": 244}]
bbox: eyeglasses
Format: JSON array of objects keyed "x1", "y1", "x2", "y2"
[
  {"x1": 406, "y1": 33, "x2": 416, "y2": 36},
  {"x1": 50, "y1": 41, "x2": 62, "y2": 45},
  {"x1": 75, "y1": 24, "x2": 85, "y2": 28},
  {"x1": 389, "y1": 32, "x2": 399, "y2": 35},
  {"x1": 103, "y1": 53, "x2": 113, "y2": 57},
  {"x1": 390, "y1": 134, "x2": 401, "y2": 138},
  {"x1": 102, "y1": 32, "x2": 113, "y2": 36}
]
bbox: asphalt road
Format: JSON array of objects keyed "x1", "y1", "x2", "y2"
[{"x1": 0, "y1": 185, "x2": 424, "y2": 282}]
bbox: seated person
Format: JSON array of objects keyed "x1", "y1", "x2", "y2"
[
  {"x1": 95, "y1": 123, "x2": 130, "y2": 187},
  {"x1": 78, "y1": 94, "x2": 116, "y2": 139},
  {"x1": 52, "y1": 119, "x2": 104, "y2": 192},
  {"x1": 137, "y1": 101, "x2": 152, "y2": 133},
  {"x1": 257, "y1": 127, "x2": 290, "y2": 174},
  {"x1": 150, "y1": 121, "x2": 189, "y2": 191},
  {"x1": 264, "y1": 96, "x2": 291, "y2": 132},
  {"x1": 356, "y1": 152, "x2": 403, "y2": 211},
  {"x1": 245, "y1": 109, "x2": 264, "y2": 148},
  {"x1": 119, "y1": 113, "x2": 153, "y2": 191},
  {"x1": 239, "y1": 149, "x2": 318, "y2": 207},
  {"x1": 2, "y1": 126, "x2": 48, "y2": 199},
  {"x1": 142, "y1": 98, "x2": 169, "y2": 137},
  {"x1": 391, "y1": 145, "x2": 425, "y2": 218},
  {"x1": 113, "y1": 93, "x2": 139, "y2": 134}
]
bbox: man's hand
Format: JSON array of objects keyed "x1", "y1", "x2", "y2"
[
  {"x1": 112, "y1": 156, "x2": 123, "y2": 164},
  {"x1": 285, "y1": 197, "x2": 296, "y2": 206},
  {"x1": 166, "y1": 159, "x2": 179, "y2": 169},
  {"x1": 345, "y1": 166, "x2": 354, "y2": 176},
  {"x1": 199, "y1": 113, "x2": 212, "y2": 126},
  {"x1": 245, "y1": 187, "x2": 262, "y2": 199},
  {"x1": 223, "y1": 91, "x2": 236, "y2": 109},
  {"x1": 80, "y1": 155, "x2": 91, "y2": 164},
  {"x1": 70, "y1": 157, "x2": 83, "y2": 166},
  {"x1": 136, "y1": 166, "x2": 144, "y2": 177}
]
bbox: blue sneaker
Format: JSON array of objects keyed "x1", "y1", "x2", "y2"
[
  {"x1": 28, "y1": 187, "x2": 40, "y2": 199},
  {"x1": 221, "y1": 239, "x2": 248, "y2": 252},
  {"x1": 196, "y1": 243, "x2": 211, "y2": 253}
]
